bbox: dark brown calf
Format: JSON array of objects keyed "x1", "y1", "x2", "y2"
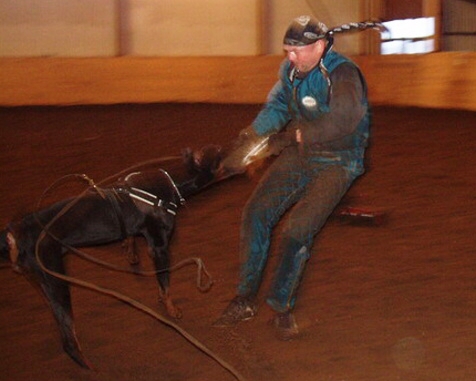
[{"x1": 0, "y1": 145, "x2": 224, "y2": 369}]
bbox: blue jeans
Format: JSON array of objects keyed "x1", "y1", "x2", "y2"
[{"x1": 236, "y1": 145, "x2": 362, "y2": 312}]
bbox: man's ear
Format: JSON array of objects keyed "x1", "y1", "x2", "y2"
[{"x1": 316, "y1": 39, "x2": 326, "y2": 55}]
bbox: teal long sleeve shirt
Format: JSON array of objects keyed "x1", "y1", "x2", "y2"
[{"x1": 251, "y1": 50, "x2": 370, "y2": 154}]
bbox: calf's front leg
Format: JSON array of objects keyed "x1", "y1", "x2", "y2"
[{"x1": 142, "y1": 222, "x2": 182, "y2": 319}]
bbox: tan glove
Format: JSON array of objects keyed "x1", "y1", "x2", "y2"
[
  {"x1": 266, "y1": 126, "x2": 299, "y2": 155},
  {"x1": 220, "y1": 126, "x2": 270, "y2": 175}
]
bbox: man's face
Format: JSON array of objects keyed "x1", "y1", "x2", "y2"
[{"x1": 283, "y1": 39, "x2": 325, "y2": 73}]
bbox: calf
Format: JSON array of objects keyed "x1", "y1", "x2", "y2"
[{"x1": 0, "y1": 145, "x2": 225, "y2": 368}]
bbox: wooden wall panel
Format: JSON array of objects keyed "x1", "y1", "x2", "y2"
[
  {"x1": 385, "y1": 0, "x2": 422, "y2": 20},
  {"x1": 0, "y1": 53, "x2": 475, "y2": 111}
]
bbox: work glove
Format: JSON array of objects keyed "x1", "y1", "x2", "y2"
[
  {"x1": 266, "y1": 125, "x2": 298, "y2": 155},
  {"x1": 220, "y1": 125, "x2": 269, "y2": 176}
]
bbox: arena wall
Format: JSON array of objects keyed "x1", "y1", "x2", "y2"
[{"x1": 0, "y1": 52, "x2": 475, "y2": 111}]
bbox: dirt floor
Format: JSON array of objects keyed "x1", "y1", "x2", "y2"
[{"x1": 0, "y1": 104, "x2": 475, "y2": 381}]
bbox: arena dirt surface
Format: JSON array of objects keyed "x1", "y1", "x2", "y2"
[{"x1": 0, "y1": 104, "x2": 475, "y2": 381}]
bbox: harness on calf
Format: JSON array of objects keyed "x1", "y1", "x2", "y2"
[
  {"x1": 104, "y1": 168, "x2": 185, "y2": 240},
  {"x1": 122, "y1": 168, "x2": 185, "y2": 214},
  {"x1": 125, "y1": 186, "x2": 180, "y2": 216}
]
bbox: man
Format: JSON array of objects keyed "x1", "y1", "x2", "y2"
[{"x1": 214, "y1": 15, "x2": 384, "y2": 340}]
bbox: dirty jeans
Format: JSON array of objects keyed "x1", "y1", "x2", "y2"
[{"x1": 236, "y1": 145, "x2": 362, "y2": 312}]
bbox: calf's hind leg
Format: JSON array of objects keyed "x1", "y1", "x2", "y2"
[{"x1": 31, "y1": 241, "x2": 93, "y2": 369}]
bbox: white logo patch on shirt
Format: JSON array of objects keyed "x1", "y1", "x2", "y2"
[{"x1": 302, "y1": 96, "x2": 317, "y2": 108}]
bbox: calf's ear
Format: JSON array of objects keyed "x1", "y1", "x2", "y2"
[
  {"x1": 181, "y1": 147, "x2": 195, "y2": 170},
  {"x1": 181, "y1": 147, "x2": 193, "y2": 161}
]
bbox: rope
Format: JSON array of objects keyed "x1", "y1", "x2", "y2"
[
  {"x1": 30, "y1": 156, "x2": 246, "y2": 381},
  {"x1": 51, "y1": 240, "x2": 214, "y2": 292},
  {"x1": 36, "y1": 155, "x2": 183, "y2": 209},
  {"x1": 35, "y1": 230, "x2": 245, "y2": 381},
  {"x1": 33, "y1": 156, "x2": 214, "y2": 288}
]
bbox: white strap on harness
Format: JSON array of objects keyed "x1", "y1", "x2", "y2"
[{"x1": 128, "y1": 187, "x2": 178, "y2": 215}]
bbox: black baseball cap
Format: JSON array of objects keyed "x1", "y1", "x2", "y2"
[{"x1": 283, "y1": 15, "x2": 329, "y2": 46}]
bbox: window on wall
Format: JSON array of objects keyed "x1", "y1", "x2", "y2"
[{"x1": 380, "y1": 17, "x2": 436, "y2": 54}]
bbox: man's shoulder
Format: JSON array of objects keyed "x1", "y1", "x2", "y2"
[{"x1": 324, "y1": 51, "x2": 355, "y2": 68}]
